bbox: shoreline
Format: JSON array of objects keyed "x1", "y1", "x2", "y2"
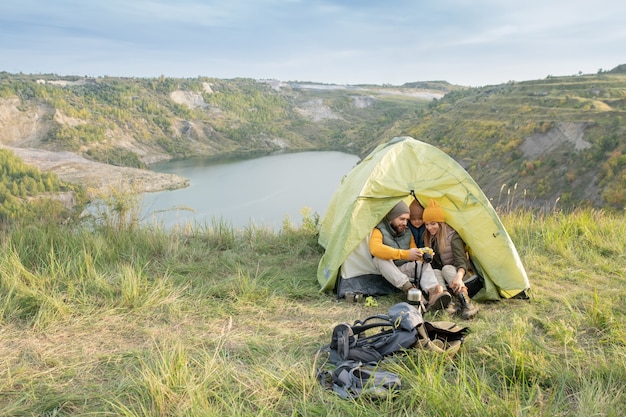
[{"x1": 6, "y1": 146, "x2": 189, "y2": 196}]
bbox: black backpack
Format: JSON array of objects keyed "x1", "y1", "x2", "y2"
[
  {"x1": 322, "y1": 303, "x2": 422, "y2": 364},
  {"x1": 322, "y1": 302, "x2": 469, "y2": 364},
  {"x1": 316, "y1": 303, "x2": 470, "y2": 400}
]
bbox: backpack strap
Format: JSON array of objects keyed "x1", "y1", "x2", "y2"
[
  {"x1": 322, "y1": 360, "x2": 402, "y2": 400},
  {"x1": 350, "y1": 318, "x2": 395, "y2": 335},
  {"x1": 329, "y1": 323, "x2": 355, "y2": 362},
  {"x1": 353, "y1": 314, "x2": 395, "y2": 327}
]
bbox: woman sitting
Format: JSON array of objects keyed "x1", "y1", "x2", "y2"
[{"x1": 422, "y1": 199, "x2": 479, "y2": 320}]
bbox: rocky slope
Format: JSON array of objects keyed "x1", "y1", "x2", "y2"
[
  {"x1": 0, "y1": 75, "x2": 443, "y2": 196},
  {"x1": 0, "y1": 94, "x2": 187, "y2": 195},
  {"x1": 6, "y1": 146, "x2": 188, "y2": 196}
]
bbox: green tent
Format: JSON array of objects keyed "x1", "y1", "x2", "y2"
[{"x1": 317, "y1": 136, "x2": 530, "y2": 301}]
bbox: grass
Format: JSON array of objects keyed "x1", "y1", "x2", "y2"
[{"x1": 1, "y1": 205, "x2": 626, "y2": 416}]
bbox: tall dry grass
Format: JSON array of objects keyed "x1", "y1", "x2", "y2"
[{"x1": 1, "y1": 198, "x2": 625, "y2": 416}]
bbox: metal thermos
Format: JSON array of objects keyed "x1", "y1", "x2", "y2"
[{"x1": 407, "y1": 288, "x2": 422, "y2": 305}]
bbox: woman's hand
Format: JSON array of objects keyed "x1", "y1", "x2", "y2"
[{"x1": 449, "y1": 269, "x2": 465, "y2": 293}]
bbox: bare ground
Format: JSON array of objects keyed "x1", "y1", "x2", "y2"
[
  {"x1": 1, "y1": 96, "x2": 189, "y2": 197},
  {"x1": 5, "y1": 146, "x2": 189, "y2": 197}
]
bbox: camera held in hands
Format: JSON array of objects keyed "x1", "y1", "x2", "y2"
[{"x1": 420, "y1": 247, "x2": 434, "y2": 264}]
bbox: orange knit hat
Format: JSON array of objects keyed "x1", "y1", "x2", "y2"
[{"x1": 422, "y1": 199, "x2": 445, "y2": 223}]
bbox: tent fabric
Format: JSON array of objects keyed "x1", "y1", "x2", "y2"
[{"x1": 317, "y1": 136, "x2": 530, "y2": 301}]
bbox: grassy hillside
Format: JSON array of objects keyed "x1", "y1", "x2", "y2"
[
  {"x1": 1, "y1": 68, "x2": 625, "y2": 213},
  {"x1": 0, "y1": 73, "x2": 439, "y2": 161},
  {"x1": 1, "y1": 204, "x2": 625, "y2": 415},
  {"x1": 408, "y1": 71, "x2": 626, "y2": 210}
]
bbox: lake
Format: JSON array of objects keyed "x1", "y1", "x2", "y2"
[{"x1": 141, "y1": 151, "x2": 360, "y2": 230}]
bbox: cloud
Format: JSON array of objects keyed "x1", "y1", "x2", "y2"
[{"x1": 1, "y1": 0, "x2": 624, "y2": 86}]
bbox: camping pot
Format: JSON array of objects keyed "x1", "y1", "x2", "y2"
[
  {"x1": 344, "y1": 291, "x2": 363, "y2": 303},
  {"x1": 407, "y1": 288, "x2": 422, "y2": 305}
]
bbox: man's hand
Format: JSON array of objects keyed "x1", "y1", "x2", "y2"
[{"x1": 408, "y1": 247, "x2": 423, "y2": 261}]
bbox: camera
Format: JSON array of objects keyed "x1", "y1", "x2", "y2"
[{"x1": 420, "y1": 247, "x2": 434, "y2": 264}]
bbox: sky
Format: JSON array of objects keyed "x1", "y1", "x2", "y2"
[{"x1": 1, "y1": 0, "x2": 625, "y2": 87}]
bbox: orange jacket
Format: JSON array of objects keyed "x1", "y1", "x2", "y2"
[{"x1": 369, "y1": 227, "x2": 417, "y2": 261}]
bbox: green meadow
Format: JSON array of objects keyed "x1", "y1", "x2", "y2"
[{"x1": 1, "y1": 199, "x2": 625, "y2": 416}]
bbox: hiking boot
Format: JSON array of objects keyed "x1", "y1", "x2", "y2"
[
  {"x1": 427, "y1": 286, "x2": 452, "y2": 312},
  {"x1": 401, "y1": 281, "x2": 417, "y2": 293},
  {"x1": 445, "y1": 300, "x2": 460, "y2": 315},
  {"x1": 456, "y1": 287, "x2": 479, "y2": 320}
]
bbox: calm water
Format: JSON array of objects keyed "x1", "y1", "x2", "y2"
[{"x1": 141, "y1": 151, "x2": 360, "y2": 230}]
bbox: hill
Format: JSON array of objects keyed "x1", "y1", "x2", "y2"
[
  {"x1": 0, "y1": 68, "x2": 625, "y2": 211},
  {"x1": 0, "y1": 73, "x2": 444, "y2": 197},
  {"x1": 408, "y1": 71, "x2": 626, "y2": 210}
]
